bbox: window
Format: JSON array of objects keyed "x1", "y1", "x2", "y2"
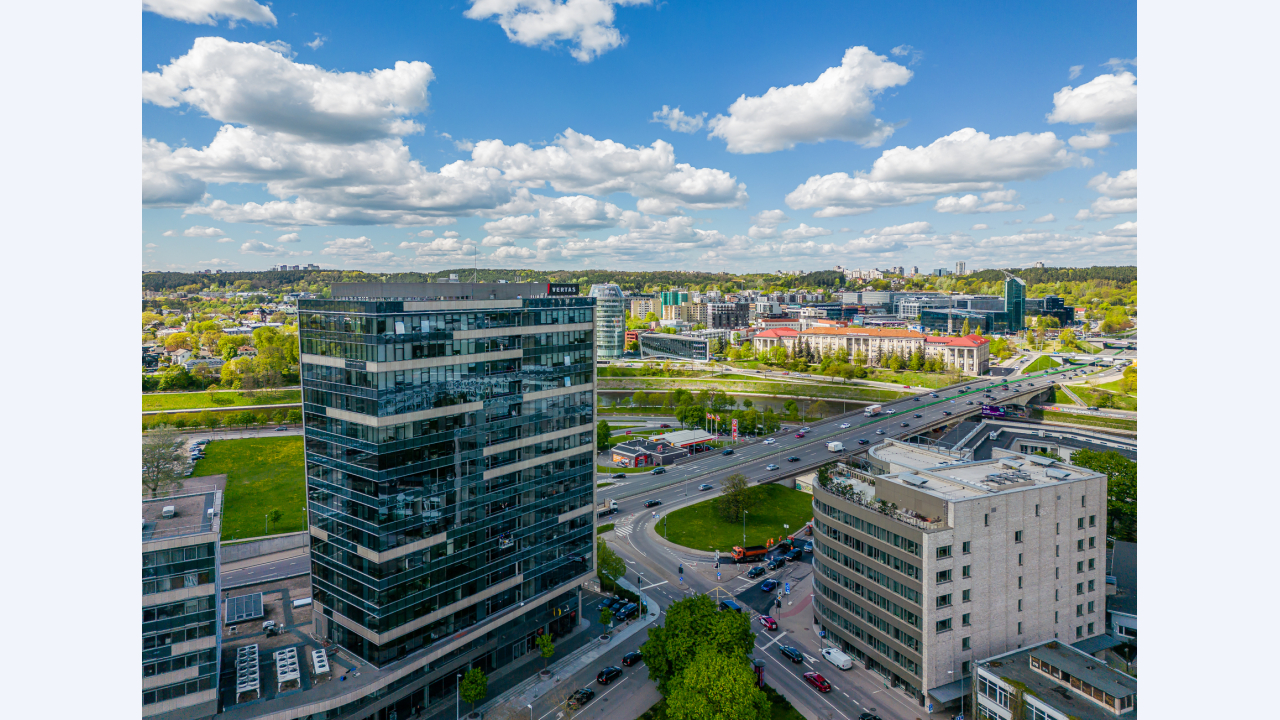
[
  {"x1": 1076, "y1": 582, "x2": 1084, "y2": 596},
  {"x1": 1088, "y1": 622, "x2": 1095, "y2": 635},
  {"x1": 1089, "y1": 514, "x2": 1096, "y2": 527},
  {"x1": 1089, "y1": 536, "x2": 1096, "y2": 549},
  {"x1": 1078, "y1": 517, "x2": 1085, "y2": 530},
  {"x1": 962, "y1": 660, "x2": 971, "y2": 674},
  {"x1": 1077, "y1": 561, "x2": 1084, "y2": 574},
  {"x1": 1055, "y1": 545, "x2": 1060, "y2": 558},
  {"x1": 962, "y1": 541, "x2": 971, "y2": 554},
  {"x1": 962, "y1": 613, "x2": 971, "y2": 626},
  {"x1": 937, "y1": 618, "x2": 952, "y2": 633},
  {"x1": 1055, "y1": 610, "x2": 1059, "y2": 623},
  {"x1": 962, "y1": 589, "x2": 971, "y2": 603},
  {"x1": 1088, "y1": 580, "x2": 1096, "y2": 592},
  {"x1": 1077, "y1": 539, "x2": 1085, "y2": 551},
  {"x1": 937, "y1": 570, "x2": 952, "y2": 584},
  {"x1": 962, "y1": 636, "x2": 971, "y2": 650},
  {"x1": 1055, "y1": 589, "x2": 1059, "y2": 601},
  {"x1": 1014, "y1": 530, "x2": 1023, "y2": 543},
  {"x1": 962, "y1": 565, "x2": 971, "y2": 579},
  {"x1": 1018, "y1": 553, "x2": 1023, "y2": 566},
  {"x1": 1082, "y1": 494, "x2": 1087, "y2": 507},
  {"x1": 1088, "y1": 558, "x2": 1096, "y2": 571},
  {"x1": 1017, "y1": 599, "x2": 1023, "y2": 612},
  {"x1": 1076, "y1": 604, "x2": 1083, "y2": 617},
  {"x1": 1055, "y1": 567, "x2": 1059, "y2": 580},
  {"x1": 1017, "y1": 621, "x2": 1023, "y2": 635},
  {"x1": 1017, "y1": 576, "x2": 1023, "y2": 589},
  {"x1": 1088, "y1": 601, "x2": 1095, "y2": 614},
  {"x1": 1035, "y1": 504, "x2": 1040, "y2": 516},
  {"x1": 1055, "y1": 522, "x2": 1060, "y2": 535},
  {"x1": 1076, "y1": 625, "x2": 1084, "y2": 638},
  {"x1": 937, "y1": 594, "x2": 953, "y2": 608},
  {"x1": 984, "y1": 514, "x2": 989, "y2": 527},
  {"x1": 937, "y1": 545, "x2": 952, "y2": 559}
]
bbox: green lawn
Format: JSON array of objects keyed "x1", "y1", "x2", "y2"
[
  {"x1": 596, "y1": 464, "x2": 655, "y2": 474},
  {"x1": 192, "y1": 436, "x2": 306, "y2": 540},
  {"x1": 660, "y1": 484, "x2": 814, "y2": 552},
  {"x1": 1031, "y1": 408, "x2": 1137, "y2": 432},
  {"x1": 1071, "y1": 386, "x2": 1137, "y2": 411},
  {"x1": 860, "y1": 369, "x2": 973, "y2": 389},
  {"x1": 597, "y1": 482, "x2": 615, "y2": 489},
  {"x1": 597, "y1": 523, "x2": 615, "y2": 534},
  {"x1": 1052, "y1": 387, "x2": 1079, "y2": 405},
  {"x1": 1023, "y1": 355, "x2": 1062, "y2": 373},
  {"x1": 143, "y1": 389, "x2": 301, "y2": 412},
  {"x1": 1095, "y1": 379, "x2": 1135, "y2": 395}
]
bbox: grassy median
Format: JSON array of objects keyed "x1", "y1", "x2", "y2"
[
  {"x1": 143, "y1": 388, "x2": 301, "y2": 412},
  {"x1": 192, "y1": 436, "x2": 306, "y2": 540},
  {"x1": 659, "y1": 484, "x2": 814, "y2": 552}
]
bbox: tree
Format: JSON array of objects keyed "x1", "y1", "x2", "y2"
[
  {"x1": 961, "y1": 318, "x2": 971, "y2": 337},
  {"x1": 1119, "y1": 365, "x2": 1137, "y2": 394},
  {"x1": 596, "y1": 420, "x2": 612, "y2": 451},
  {"x1": 164, "y1": 332, "x2": 195, "y2": 352},
  {"x1": 597, "y1": 538, "x2": 626, "y2": 584},
  {"x1": 717, "y1": 473, "x2": 756, "y2": 523},
  {"x1": 640, "y1": 594, "x2": 756, "y2": 695},
  {"x1": 141, "y1": 425, "x2": 186, "y2": 498},
  {"x1": 459, "y1": 667, "x2": 488, "y2": 714},
  {"x1": 626, "y1": 339, "x2": 640, "y2": 353},
  {"x1": 632, "y1": 391, "x2": 648, "y2": 408},
  {"x1": 267, "y1": 508, "x2": 283, "y2": 531},
  {"x1": 810, "y1": 400, "x2": 831, "y2": 418},
  {"x1": 1069, "y1": 450, "x2": 1137, "y2": 542},
  {"x1": 536, "y1": 633, "x2": 556, "y2": 670},
  {"x1": 599, "y1": 605, "x2": 615, "y2": 628},
  {"x1": 783, "y1": 399, "x2": 798, "y2": 417},
  {"x1": 741, "y1": 399, "x2": 753, "y2": 409},
  {"x1": 666, "y1": 646, "x2": 771, "y2": 720},
  {"x1": 286, "y1": 409, "x2": 302, "y2": 425}
]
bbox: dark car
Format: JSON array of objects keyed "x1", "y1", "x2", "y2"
[
  {"x1": 761, "y1": 579, "x2": 779, "y2": 592},
  {"x1": 786, "y1": 548, "x2": 803, "y2": 562},
  {"x1": 787, "y1": 456, "x2": 801, "y2": 462},
  {"x1": 912, "y1": 397, "x2": 920, "y2": 401},
  {"x1": 930, "y1": 393, "x2": 938, "y2": 398},
  {"x1": 604, "y1": 598, "x2": 625, "y2": 612},
  {"x1": 615, "y1": 603, "x2": 639, "y2": 621},
  {"x1": 900, "y1": 422, "x2": 909, "y2": 427},
  {"x1": 857, "y1": 438, "x2": 870, "y2": 445},
  {"x1": 942, "y1": 410, "x2": 952, "y2": 416},
  {"x1": 779, "y1": 646, "x2": 804, "y2": 663},
  {"x1": 650, "y1": 467, "x2": 666, "y2": 475},
  {"x1": 913, "y1": 413, "x2": 922, "y2": 418},
  {"x1": 622, "y1": 651, "x2": 643, "y2": 667},
  {"x1": 644, "y1": 499, "x2": 663, "y2": 508},
  {"x1": 611, "y1": 473, "x2": 626, "y2": 479},
  {"x1": 858, "y1": 714, "x2": 882, "y2": 720},
  {"x1": 767, "y1": 557, "x2": 786, "y2": 571},
  {"x1": 567, "y1": 688, "x2": 595, "y2": 710},
  {"x1": 746, "y1": 566, "x2": 766, "y2": 579},
  {"x1": 698, "y1": 483, "x2": 714, "y2": 491},
  {"x1": 722, "y1": 448, "x2": 734, "y2": 456},
  {"x1": 966, "y1": 400, "x2": 974, "y2": 405},
  {"x1": 804, "y1": 672, "x2": 832, "y2": 693},
  {"x1": 774, "y1": 540, "x2": 792, "y2": 553}
]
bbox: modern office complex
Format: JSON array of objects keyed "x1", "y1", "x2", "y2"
[
  {"x1": 811, "y1": 442, "x2": 1108, "y2": 713},
  {"x1": 588, "y1": 283, "x2": 625, "y2": 360},
  {"x1": 974, "y1": 639, "x2": 1136, "y2": 719},
  {"x1": 1004, "y1": 273, "x2": 1026, "y2": 333},
  {"x1": 289, "y1": 281, "x2": 596, "y2": 719},
  {"x1": 638, "y1": 332, "x2": 710, "y2": 362},
  {"x1": 142, "y1": 485, "x2": 224, "y2": 719}
]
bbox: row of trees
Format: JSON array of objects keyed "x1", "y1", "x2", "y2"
[
  {"x1": 143, "y1": 408, "x2": 301, "y2": 432},
  {"x1": 1065, "y1": 449, "x2": 1137, "y2": 542}
]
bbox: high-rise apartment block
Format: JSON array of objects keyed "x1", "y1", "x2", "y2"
[
  {"x1": 811, "y1": 442, "x2": 1108, "y2": 713},
  {"x1": 292, "y1": 282, "x2": 597, "y2": 715},
  {"x1": 588, "y1": 284, "x2": 625, "y2": 359},
  {"x1": 142, "y1": 486, "x2": 224, "y2": 719},
  {"x1": 629, "y1": 297, "x2": 660, "y2": 320},
  {"x1": 955, "y1": 261, "x2": 966, "y2": 276}
]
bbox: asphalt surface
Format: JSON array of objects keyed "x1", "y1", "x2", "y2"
[
  {"x1": 222, "y1": 555, "x2": 310, "y2": 589},
  {"x1": 597, "y1": 365, "x2": 1076, "y2": 509}
]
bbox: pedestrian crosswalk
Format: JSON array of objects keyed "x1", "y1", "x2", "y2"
[{"x1": 613, "y1": 523, "x2": 634, "y2": 537}]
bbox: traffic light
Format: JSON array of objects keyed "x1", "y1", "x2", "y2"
[{"x1": 678, "y1": 564, "x2": 683, "y2": 575}]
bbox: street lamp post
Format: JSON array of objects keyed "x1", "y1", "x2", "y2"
[
  {"x1": 456, "y1": 673, "x2": 462, "y2": 720},
  {"x1": 526, "y1": 703, "x2": 532, "y2": 720},
  {"x1": 743, "y1": 510, "x2": 747, "y2": 548}
]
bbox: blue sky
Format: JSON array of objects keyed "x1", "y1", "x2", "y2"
[{"x1": 142, "y1": 1, "x2": 1137, "y2": 274}]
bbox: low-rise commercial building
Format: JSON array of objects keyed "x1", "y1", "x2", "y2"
[
  {"x1": 812, "y1": 443, "x2": 1109, "y2": 712},
  {"x1": 974, "y1": 639, "x2": 1136, "y2": 719},
  {"x1": 143, "y1": 485, "x2": 224, "y2": 719},
  {"x1": 638, "y1": 332, "x2": 710, "y2": 362},
  {"x1": 609, "y1": 438, "x2": 688, "y2": 467}
]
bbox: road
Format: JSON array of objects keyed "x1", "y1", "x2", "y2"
[
  {"x1": 588, "y1": 488, "x2": 953, "y2": 720},
  {"x1": 222, "y1": 554, "x2": 310, "y2": 589},
  {"x1": 597, "y1": 365, "x2": 1075, "y2": 507}
]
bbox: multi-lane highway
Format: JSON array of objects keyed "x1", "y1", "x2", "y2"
[{"x1": 598, "y1": 364, "x2": 1079, "y2": 513}]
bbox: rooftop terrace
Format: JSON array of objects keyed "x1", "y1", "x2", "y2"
[
  {"x1": 979, "y1": 640, "x2": 1137, "y2": 720},
  {"x1": 142, "y1": 480, "x2": 224, "y2": 543},
  {"x1": 872, "y1": 441, "x2": 1102, "y2": 503}
]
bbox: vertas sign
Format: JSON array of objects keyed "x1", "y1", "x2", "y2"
[{"x1": 547, "y1": 284, "x2": 580, "y2": 296}]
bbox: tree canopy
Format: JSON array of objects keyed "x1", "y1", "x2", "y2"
[
  {"x1": 640, "y1": 594, "x2": 756, "y2": 695},
  {"x1": 1069, "y1": 449, "x2": 1136, "y2": 542}
]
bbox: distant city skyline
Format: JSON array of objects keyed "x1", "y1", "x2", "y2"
[{"x1": 142, "y1": 2, "x2": 1137, "y2": 274}]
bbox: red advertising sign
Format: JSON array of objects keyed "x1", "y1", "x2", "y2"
[{"x1": 731, "y1": 418, "x2": 738, "y2": 441}]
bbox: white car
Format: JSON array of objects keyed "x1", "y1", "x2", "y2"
[
  {"x1": 838, "y1": 423, "x2": 850, "y2": 429},
  {"x1": 763, "y1": 438, "x2": 776, "y2": 444}
]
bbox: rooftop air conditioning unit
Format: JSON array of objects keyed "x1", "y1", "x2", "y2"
[
  {"x1": 207, "y1": 508, "x2": 215, "y2": 520},
  {"x1": 161, "y1": 506, "x2": 176, "y2": 519}
]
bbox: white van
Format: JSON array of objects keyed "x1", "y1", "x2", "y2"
[{"x1": 821, "y1": 647, "x2": 853, "y2": 670}]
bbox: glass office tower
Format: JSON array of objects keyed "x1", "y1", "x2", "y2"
[
  {"x1": 1003, "y1": 274, "x2": 1026, "y2": 333},
  {"x1": 588, "y1": 284, "x2": 625, "y2": 359},
  {"x1": 298, "y1": 282, "x2": 597, "y2": 687}
]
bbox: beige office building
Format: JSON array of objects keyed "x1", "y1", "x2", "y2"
[{"x1": 811, "y1": 442, "x2": 1108, "y2": 713}]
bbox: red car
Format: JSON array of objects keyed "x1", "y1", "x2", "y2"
[
  {"x1": 803, "y1": 672, "x2": 832, "y2": 693},
  {"x1": 795, "y1": 433, "x2": 805, "y2": 438},
  {"x1": 758, "y1": 615, "x2": 778, "y2": 631},
  {"x1": 659, "y1": 423, "x2": 671, "y2": 428},
  {"x1": 902, "y1": 384, "x2": 911, "y2": 389}
]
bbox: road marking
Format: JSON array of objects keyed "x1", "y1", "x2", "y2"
[
  {"x1": 640, "y1": 580, "x2": 669, "y2": 589},
  {"x1": 758, "y1": 631, "x2": 786, "y2": 649}
]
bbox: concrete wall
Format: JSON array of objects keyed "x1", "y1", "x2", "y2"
[{"x1": 220, "y1": 531, "x2": 309, "y2": 564}]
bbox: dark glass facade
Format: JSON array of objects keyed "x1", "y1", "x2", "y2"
[
  {"x1": 638, "y1": 333, "x2": 710, "y2": 362},
  {"x1": 1004, "y1": 276, "x2": 1026, "y2": 333},
  {"x1": 299, "y1": 288, "x2": 597, "y2": 668}
]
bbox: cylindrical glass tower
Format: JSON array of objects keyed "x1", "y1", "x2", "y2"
[{"x1": 588, "y1": 284, "x2": 626, "y2": 359}]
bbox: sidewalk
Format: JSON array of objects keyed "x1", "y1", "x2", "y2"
[
  {"x1": 221, "y1": 547, "x2": 308, "y2": 573},
  {"x1": 479, "y1": 577, "x2": 659, "y2": 717}
]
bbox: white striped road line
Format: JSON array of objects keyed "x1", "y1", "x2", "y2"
[{"x1": 757, "y1": 631, "x2": 787, "y2": 649}]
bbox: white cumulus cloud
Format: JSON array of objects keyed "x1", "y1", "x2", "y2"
[
  {"x1": 1047, "y1": 71, "x2": 1137, "y2": 145},
  {"x1": 971, "y1": 223, "x2": 988, "y2": 230},
  {"x1": 933, "y1": 190, "x2": 1026, "y2": 215},
  {"x1": 276, "y1": 232, "x2": 300, "y2": 243},
  {"x1": 143, "y1": 0, "x2": 276, "y2": 26},
  {"x1": 143, "y1": 37, "x2": 434, "y2": 143},
  {"x1": 241, "y1": 240, "x2": 311, "y2": 256},
  {"x1": 1075, "y1": 169, "x2": 1137, "y2": 220},
  {"x1": 780, "y1": 223, "x2": 833, "y2": 241},
  {"x1": 1068, "y1": 65, "x2": 1084, "y2": 80},
  {"x1": 786, "y1": 128, "x2": 1083, "y2": 217},
  {"x1": 143, "y1": 138, "x2": 206, "y2": 207},
  {"x1": 650, "y1": 105, "x2": 706, "y2": 133},
  {"x1": 183, "y1": 225, "x2": 225, "y2": 237},
  {"x1": 1032, "y1": 214, "x2": 1056, "y2": 223},
  {"x1": 864, "y1": 221, "x2": 933, "y2": 236},
  {"x1": 708, "y1": 46, "x2": 912, "y2": 154},
  {"x1": 747, "y1": 209, "x2": 790, "y2": 239},
  {"x1": 464, "y1": 0, "x2": 653, "y2": 63}
]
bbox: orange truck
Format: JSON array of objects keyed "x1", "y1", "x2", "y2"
[{"x1": 731, "y1": 545, "x2": 767, "y2": 563}]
